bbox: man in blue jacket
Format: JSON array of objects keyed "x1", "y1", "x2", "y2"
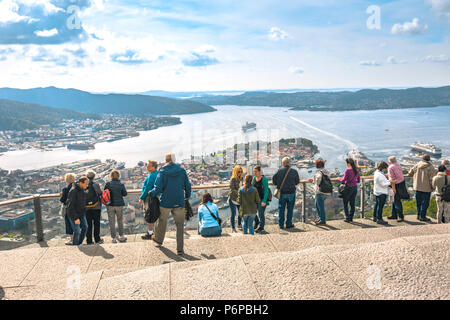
[{"x1": 149, "y1": 153, "x2": 191, "y2": 255}]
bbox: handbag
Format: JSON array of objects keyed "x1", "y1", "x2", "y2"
[
  {"x1": 204, "y1": 203, "x2": 222, "y2": 226},
  {"x1": 338, "y1": 183, "x2": 350, "y2": 199},
  {"x1": 274, "y1": 168, "x2": 291, "y2": 199}
]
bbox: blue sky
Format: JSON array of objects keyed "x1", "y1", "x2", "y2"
[{"x1": 0, "y1": 0, "x2": 449, "y2": 92}]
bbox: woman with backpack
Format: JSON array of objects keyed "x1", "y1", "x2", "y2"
[
  {"x1": 238, "y1": 174, "x2": 261, "y2": 235},
  {"x1": 59, "y1": 173, "x2": 76, "y2": 245},
  {"x1": 228, "y1": 165, "x2": 244, "y2": 232},
  {"x1": 311, "y1": 159, "x2": 332, "y2": 225},
  {"x1": 198, "y1": 193, "x2": 222, "y2": 237},
  {"x1": 252, "y1": 165, "x2": 270, "y2": 233},
  {"x1": 339, "y1": 158, "x2": 360, "y2": 223},
  {"x1": 433, "y1": 165, "x2": 450, "y2": 223},
  {"x1": 104, "y1": 169, "x2": 128, "y2": 243}
]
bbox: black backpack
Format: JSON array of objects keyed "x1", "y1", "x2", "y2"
[
  {"x1": 85, "y1": 181, "x2": 100, "y2": 208},
  {"x1": 442, "y1": 176, "x2": 450, "y2": 203},
  {"x1": 319, "y1": 171, "x2": 333, "y2": 194}
]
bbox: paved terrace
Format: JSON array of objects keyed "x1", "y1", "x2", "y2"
[{"x1": 0, "y1": 215, "x2": 449, "y2": 300}]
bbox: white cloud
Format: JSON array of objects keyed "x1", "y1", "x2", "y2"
[
  {"x1": 0, "y1": 0, "x2": 31, "y2": 23},
  {"x1": 427, "y1": 0, "x2": 450, "y2": 22},
  {"x1": 18, "y1": 0, "x2": 63, "y2": 15},
  {"x1": 387, "y1": 56, "x2": 407, "y2": 64},
  {"x1": 268, "y1": 27, "x2": 289, "y2": 41},
  {"x1": 359, "y1": 60, "x2": 381, "y2": 66},
  {"x1": 391, "y1": 18, "x2": 428, "y2": 35},
  {"x1": 421, "y1": 54, "x2": 449, "y2": 62},
  {"x1": 34, "y1": 28, "x2": 58, "y2": 37},
  {"x1": 288, "y1": 66, "x2": 304, "y2": 74}
]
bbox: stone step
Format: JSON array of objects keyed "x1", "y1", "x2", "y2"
[
  {"x1": 1, "y1": 221, "x2": 448, "y2": 289},
  {"x1": 3, "y1": 232, "x2": 448, "y2": 300}
]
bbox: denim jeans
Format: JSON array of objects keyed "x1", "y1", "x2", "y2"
[
  {"x1": 278, "y1": 193, "x2": 295, "y2": 227},
  {"x1": 70, "y1": 215, "x2": 88, "y2": 245},
  {"x1": 343, "y1": 186, "x2": 357, "y2": 220},
  {"x1": 198, "y1": 225, "x2": 222, "y2": 237},
  {"x1": 64, "y1": 213, "x2": 73, "y2": 235},
  {"x1": 374, "y1": 194, "x2": 387, "y2": 220},
  {"x1": 415, "y1": 191, "x2": 431, "y2": 219},
  {"x1": 255, "y1": 203, "x2": 267, "y2": 229},
  {"x1": 315, "y1": 193, "x2": 327, "y2": 223},
  {"x1": 243, "y1": 214, "x2": 256, "y2": 235},
  {"x1": 229, "y1": 199, "x2": 242, "y2": 229},
  {"x1": 391, "y1": 190, "x2": 404, "y2": 219}
]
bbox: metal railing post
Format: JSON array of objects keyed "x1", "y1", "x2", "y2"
[
  {"x1": 33, "y1": 195, "x2": 44, "y2": 242},
  {"x1": 302, "y1": 182, "x2": 307, "y2": 223},
  {"x1": 360, "y1": 178, "x2": 365, "y2": 219}
]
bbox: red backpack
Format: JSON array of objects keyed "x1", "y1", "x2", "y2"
[{"x1": 101, "y1": 188, "x2": 111, "y2": 206}]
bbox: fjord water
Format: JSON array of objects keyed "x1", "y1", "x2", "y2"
[{"x1": 1, "y1": 105, "x2": 449, "y2": 172}]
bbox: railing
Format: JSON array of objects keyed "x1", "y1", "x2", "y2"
[{"x1": 0, "y1": 177, "x2": 382, "y2": 243}]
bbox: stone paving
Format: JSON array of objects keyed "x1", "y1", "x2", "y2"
[{"x1": 0, "y1": 216, "x2": 449, "y2": 300}]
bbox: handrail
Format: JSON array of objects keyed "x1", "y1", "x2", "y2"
[{"x1": 0, "y1": 175, "x2": 381, "y2": 243}]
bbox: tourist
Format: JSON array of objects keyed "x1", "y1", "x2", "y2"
[
  {"x1": 432, "y1": 165, "x2": 450, "y2": 223},
  {"x1": 104, "y1": 169, "x2": 128, "y2": 243},
  {"x1": 387, "y1": 156, "x2": 406, "y2": 222},
  {"x1": 311, "y1": 159, "x2": 332, "y2": 225},
  {"x1": 59, "y1": 173, "x2": 76, "y2": 245},
  {"x1": 85, "y1": 170, "x2": 104, "y2": 245},
  {"x1": 273, "y1": 157, "x2": 300, "y2": 229},
  {"x1": 66, "y1": 176, "x2": 89, "y2": 246},
  {"x1": 238, "y1": 174, "x2": 261, "y2": 235},
  {"x1": 339, "y1": 158, "x2": 360, "y2": 222},
  {"x1": 139, "y1": 160, "x2": 159, "y2": 240},
  {"x1": 373, "y1": 161, "x2": 390, "y2": 225},
  {"x1": 406, "y1": 154, "x2": 436, "y2": 222},
  {"x1": 198, "y1": 193, "x2": 222, "y2": 237},
  {"x1": 148, "y1": 153, "x2": 191, "y2": 256},
  {"x1": 228, "y1": 165, "x2": 243, "y2": 232},
  {"x1": 442, "y1": 159, "x2": 450, "y2": 176},
  {"x1": 252, "y1": 165, "x2": 270, "y2": 233}
]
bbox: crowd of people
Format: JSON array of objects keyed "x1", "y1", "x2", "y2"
[{"x1": 59, "y1": 152, "x2": 450, "y2": 255}]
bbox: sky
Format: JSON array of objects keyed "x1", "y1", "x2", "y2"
[{"x1": 0, "y1": 0, "x2": 449, "y2": 92}]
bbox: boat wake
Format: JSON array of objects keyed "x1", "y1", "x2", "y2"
[{"x1": 289, "y1": 116, "x2": 358, "y2": 150}]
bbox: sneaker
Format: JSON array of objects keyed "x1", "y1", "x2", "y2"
[
  {"x1": 232, "y1": 228, "x2": 237, "y2": 233},
  {"x1": 255, "y1": 228, "x2": 265, "y2": 233},
  {"x1": 344, "y1": 219, "x2": 351, "y2": 223},
  {"x1": 112, "y1": 238, "x2": 118, "y2": 244},
  {"x1": 177, "y1": 251, "x2": 184, "y2": 256},
  {"x1": 373, "y1": 217, "x2": 377, "y2": 222},
  {"x1": 118, "y1": 236, "x2": 127, "y2": 243},
  {"x1": 141, "y1": 233, "x2": 153, "y2": 240},
  {"x1": 387, "y1": 216, "x2": 397, "y2": 220},
  {"x1": 65, "y1": 241, "x2": 74, "y2": 246},
  {"x1": 397, "y1": 218, "x2": 404, "y2": 222},
  {"x1": 315, "y1": 221, "x2": 326, "y2": 226},
  {"x1": 286, "y1": 225, "x2": 295, "y2": 229},
  {"x1": 96, "y1": 239, "x2": 104, "y2": 245},
  {"x1": 377, "y1": 219, "x2": 388, "y2": 225},
  {"x1": 419, "y1": 217, "x2": 431, "y2": 222}
]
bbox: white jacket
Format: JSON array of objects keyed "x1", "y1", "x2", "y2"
[{"x1": 374, "y1": 170, "x2": 391, "y2": 196}]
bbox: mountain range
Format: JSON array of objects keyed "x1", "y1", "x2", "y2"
[
  {"x1": 0, "y1": 87, "x2": 215, "y2": 116},
  {"x1": 0, "y1": 99, "x2": 101, "y2": 131},
  {"x1": 189, "y1": 86, "x2": 450, "y2": 111}
]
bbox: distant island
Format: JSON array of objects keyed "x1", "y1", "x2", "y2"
[
  {"x1": 0, "y1": 86, "x2": 216, "y2": 116},
  {"x1": 0, "y1": 99, "x2": 101, "y2": 131},
  {"x1": 190, "y1": 86, "x2": 450, "y2": 111}
]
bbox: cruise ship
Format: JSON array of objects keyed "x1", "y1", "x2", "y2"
[
  {"x1": 242, "y1": 122, "x2": 257, "y2": 132},
  {"x1": 67, "y1": 143, "x2": 95, "y2": 150},
  {"x1": 410, "y1": 142, "x2": 442, "y2": 158}
]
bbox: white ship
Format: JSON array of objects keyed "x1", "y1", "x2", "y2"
[
  {"x1": 242, "y1": 122, "x2": 256, "y2": 132},
  {"x1": 410, "y1": 142, "x2": 442, "y2": 158}
]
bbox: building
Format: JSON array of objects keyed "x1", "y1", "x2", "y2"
[{"x1": 0, "y1": 210, "x2": 35, "y2": 230}]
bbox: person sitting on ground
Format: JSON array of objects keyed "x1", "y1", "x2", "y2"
[
  {"x1": 140, "y1": 160, "x2": 159, "y2": 240},
  {"x1": 238, "y1": 174, "x2": 261, "y2": 235},
  {"x1": 104, "y1": 169, "x2": 128, "y2": 243},
  {"x1": 66, "y1": 176, "x2": 89, "y2": 246},
  {"x1": 432, "y1": 165, "x2": 450, "y2": 224},
  {"x1": 373, "y1": 161, "x2": 391, "y2": 225},
  {"x1": 198, "y1": 193, "x2": 222, "y2": 237},
  {"x1": 60, "y1": 173, "x2": 76, "y2": 245}
]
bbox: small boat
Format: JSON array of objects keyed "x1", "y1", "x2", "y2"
[{"x1": 242, "y1": 122, "x2": 256, "y2": 132}]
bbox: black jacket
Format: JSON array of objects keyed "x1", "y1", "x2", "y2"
[
  {"x1": 60, "y1": 183, "x2": 73, "y2": 205},
  {"x1": 105, "y1": 179, "x2": 127, "y2": 206},
  {"x1": 67, "y1": 183, "x2": 86, "y2": 220},
  {"x1": 272, "y1": 165, "x2": 300, "y2": 194}
]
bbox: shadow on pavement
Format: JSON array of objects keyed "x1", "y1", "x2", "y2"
[
  {"x1": 78, "y1": 245, "x2": 114, "y2": 259},
  {"x1": 0, "y1": 286, "x2": 4, "y2": 300},
  {"x1": 349, "y1": 221, "x2": 377, "y2": 228}
]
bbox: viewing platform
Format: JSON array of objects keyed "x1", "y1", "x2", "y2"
[{"x1": 0, "y1": 215, "x2": 448, "y2": 300}]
